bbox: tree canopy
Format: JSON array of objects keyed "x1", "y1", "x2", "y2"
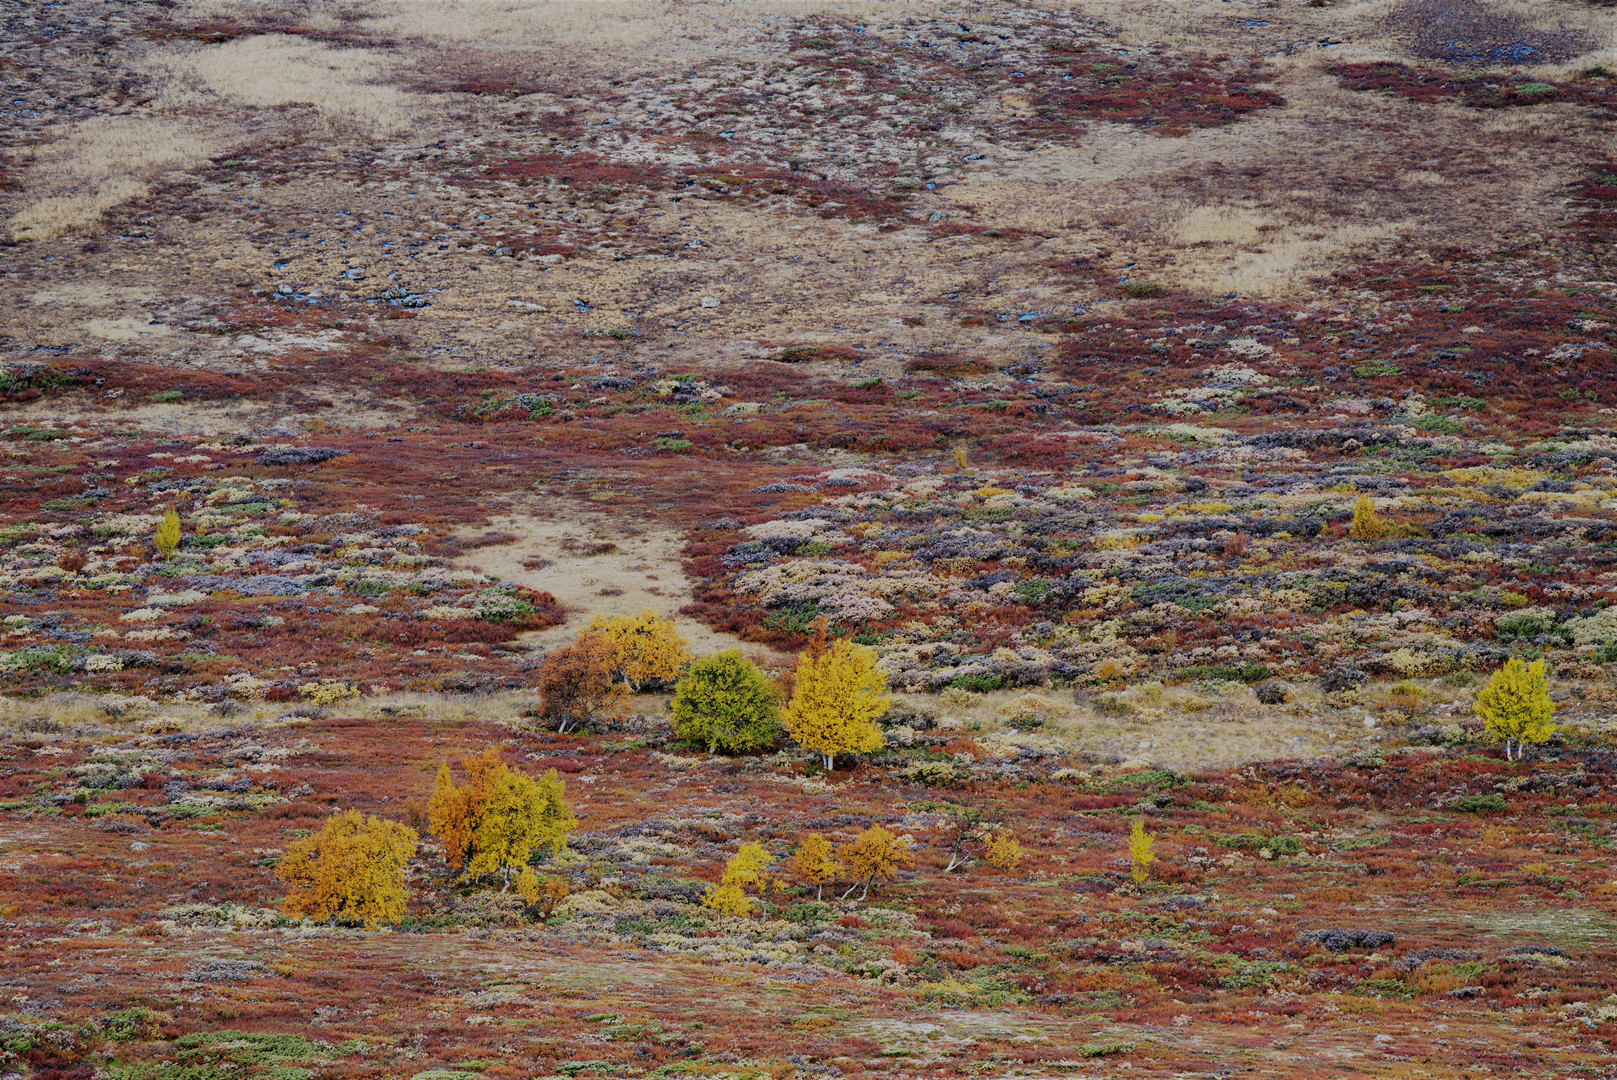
[
  {"x1": 277, "y1": 809, "x2": 417, "y2": 928},
  {"x1": 781, "y1": 638, "x2": 889, "y2": 770}
]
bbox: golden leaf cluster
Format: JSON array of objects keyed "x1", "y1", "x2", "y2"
[
  {"x1": 429, "y1": 749, "x2": 577, "y2": 890},
  {"x1": 276, "y1": 809, "x2": 417, "y2": 928},
  {"x1": 587, "y1": 609, "x2": 692, "y2": 691},
  {"x1": 1474, "y1": 657, "x2": 1555, "y2": 761},
  {"x1": 781, "y1": 638, "x2": 889, "y2": 770}
]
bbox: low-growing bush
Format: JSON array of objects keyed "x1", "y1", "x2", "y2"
[
  {"x1": 276, "y1": 809, "x2": 417, "y2": 928},
  {"x1": 670, "y1": 649, "x2": 781, "y2": 753}
]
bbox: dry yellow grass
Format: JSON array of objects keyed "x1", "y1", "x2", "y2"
[
  {"x1": 6, "y1": 117, "x2": 213, "y2": 241},
  {"x1": 1176, "y1": 221, "x2": 1407, "y2": 298},
  {"x1": 163, "y1": 35, "x2": 417, "y2": 135},
  {"x1": 1175, "y1": 204, "x2": 1266, "y2": 248}
]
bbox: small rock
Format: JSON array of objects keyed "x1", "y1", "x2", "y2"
[{"x1": 699, "y1": 296, "x2": 720, "y2": 308}]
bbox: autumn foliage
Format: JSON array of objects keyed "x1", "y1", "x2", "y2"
[
  {"x1": 838, "y1": 825, "x2": 911, "y2": 901},
  {"x1": 1474, "y1": 658, "x2": 1556, "y2": 761},
  {"x1": 428, "y1": 749, "x2": 578, "y2": 889},
  {"x1": 704, "y1": 841, "x2": 774, "y2": 916},
  {"x1": 275, "y1": 809, "x2": 417, "y2": 928},
  {"x1": 537, "y1": 632, "x2": 628, "y2": 733},
  {"x1": 781, "y1": 638, "x2": 889, "y2": 770},
  {"x1": 984, "y1": 831, "x2": 1024, "y2": 871},
  {"x1": 1130, "y1": 819, "x2": 1156, "y2": 885},
  {"x1": 587, "y1": 610, "x2": 692, "y2": 690},
  {"x1": 788, "y1": 834, "x2": 843, "y2": 901},
  {"x1": 1348, "y1": 494, "x2": 1385, "y2": 543},
  {"x1": 153, "y1": 507, "x2": 181, "y2": 561}
]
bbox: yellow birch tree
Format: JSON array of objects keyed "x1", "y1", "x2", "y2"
[
  {"x1": 705, "y1": 841, "x2": 774, "y2": 916},
  {"x1": 781, "y1": 638, "x2": 888, "y2": 770},
  {"x1": 428, "y1": 750, "x2": 576, "y2": 887},
  {"x1": 788, "y1": 834, "x2": 843, "y2": 901},
  {"x1": 1474, "y1": 657, "x2": 1555, "y2": 761},
  {"x1": 1348, "y1": 495, "x2": 1385, "y2": 542},
  {"x1": 587, "y1": 610, "x2": 692, "y2": 690},
  {"x1": 277, "y1": 809, "x2": 417, "y2": 928},
  {"x1": 153, "y1": 507, "x2": 181, "y2": 560},
  {"x1": 839, "y1": 825, "x2": 910, "y2": 901},
  {"x1": 1129, "y1": 819, "x2": 1156, "y2": 885}
]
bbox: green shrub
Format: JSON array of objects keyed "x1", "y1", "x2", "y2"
[
  {"x1": 948, "y1": 673, "x2": 1003, "y2": 692},
  {"x1": 783, "y1": 901, "x2": 833, "y2": 923},
  {"x1": 469, "y1": 587, "x2": 535, "y2": 622},
  {"x1": 763, "y1": 603, "x2": 825, "y2": 635},
  {"x1": 1494, "y1": 609, "x2": 1561, "y2": 642},
  {"x1": 1355, "y1": 978, "x2": 1417, "y2": 1000},
  {"x1": 1354, "y1": 362, "x2": 1403, "y2": 379},
  {"x1": 1410, "y1": 415, "x2": 1463, "y2": 434},
  {"x1": 1430, "y1": 395, "x2": 1486, "y2": 411},
  {"x1": 1078, "y1": 1041, "x2": 1134, "y2": 1058},
  {"x1": 670, "y1": 650, "x2": 781, "y2": 753},
  {"x1": 1013, "y1": 578, "x2": 1055, "y2": 602},
  {"x1": 1219, "y1": 833, "x2": 1302, "y2": 855},
  {"x1": 1333, "y1": 833, "x2": 1389, "y2": 852},
  {"x1": 1, "y1": 646, "x2": 78, "y2": 673},
  {"x1": 102, "y1": 1008, "x2": 161, "y2": 1042},
  {"x1": 1092, "y1": 768, "x2": 1181, "y2": 793}
]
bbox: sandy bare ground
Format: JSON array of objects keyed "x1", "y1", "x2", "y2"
[{"x1": 449, "y1": 510, "x2": 790, "y2": 661}]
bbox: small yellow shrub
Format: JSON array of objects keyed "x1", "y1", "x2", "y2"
[
  {"x1": 984, "y1": 831, "x2": 1024, "y2": 870},
  {"x1": 299, "y1": 681, "x2": 360, "y2": 706},
  {"x1": 1348, "y1": 495, "x2": 1385, "y2": 542},
  {"x1": 276, "y1": 809, "x2": 416, "y2": 928},
  {"x1": 153, "y1": 508, "x2": 181, "y2": 560},
  {"x1": 1129, "y1": 819, "x2": 1156, "y2": 885}
]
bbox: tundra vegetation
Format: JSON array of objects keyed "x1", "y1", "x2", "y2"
[{"x1": 5, "y1": 0, "x2": 1617, "y2": 1076}]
